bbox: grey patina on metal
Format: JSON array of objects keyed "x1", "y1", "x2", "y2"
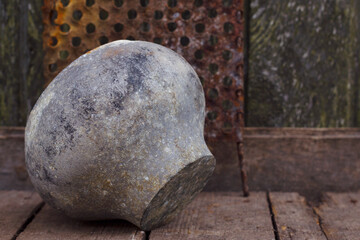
[{"x1": 25, "y1": 40, "x2": 215, "y2": 230}]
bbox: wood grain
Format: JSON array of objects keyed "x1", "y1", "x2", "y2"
[
  {"x1": 150, "y1": 192, "x2": 274, "y2": 240},
  {"x1": 0, "y1": 127, "x2": 33, "y2": 190},
  {"x1": 245, "y1": 127, "x2": 360, "y2": 201},
  {"x1": 204, "y1": 140, "x2": 242, "y2": 192},
  {"x1": 315, "y1": 192, "x2": 360, "y2": 240},
  {"x1": 17, "y1": 204, "x2": 145, "y2": 240},
  {"x1": 269, "y1": 192, "x2": 326, "y2": 240},
  {"x1": 0, "y1": 191, "x2": 42, "y2": 240}
]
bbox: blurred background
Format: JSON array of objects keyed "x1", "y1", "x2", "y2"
[{"x1": 1, "y1": 0, "x2": 359, "y2": 127}]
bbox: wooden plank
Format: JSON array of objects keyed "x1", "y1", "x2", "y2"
[
  {"x1": 18, "y1": 204, "x2": 145, "y2": 240},
  {"x1": 150, "y1": 192, "x2": 274, "y2": 240},
  {"x1": 0, "y1": 127, "x2": 34, "y2": 191},
  {"x1": 269, "y1": 192, "x2": 326, "y2": 240},
  {"x1": 315, "y1": 192, "x2": 360, "y2": 240},
  {"x1": 244, "y1": 127, "x2": 360, "y2": 202},
  {"x1": 0, "y1": 191, "x2": 42, "y2": 240},
  {"x1": 204, "y1": 140, "x2": 242, "y2": 192}
]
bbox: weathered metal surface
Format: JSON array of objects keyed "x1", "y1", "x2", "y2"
[
  {"x1": 25, "y1": 41, "x2": 215, "y2": 230},
  {"x1": 248, "y1": 0, "x2": 360, "y2": 127},
  {"x1": 42, "y1": 0, "x2": 244, "y2": 141}
]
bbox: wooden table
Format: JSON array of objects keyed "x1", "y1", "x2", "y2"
[{"x1": 1, "y1": 191, "x2": 359, "y2": 240}]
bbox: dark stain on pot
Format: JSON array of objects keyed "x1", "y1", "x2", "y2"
[
  {"x1": 43, "y1": 167, "x2": 58, "y2": 185},
  {"x1": 111, "y1": 91, "x2": 125, "y2": 112}
]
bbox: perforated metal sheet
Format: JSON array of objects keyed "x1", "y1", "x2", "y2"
[{"x1": 42, "y1": 0, "x2": 244, "y2": 141}]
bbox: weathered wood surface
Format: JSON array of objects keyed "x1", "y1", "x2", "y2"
[
  {"x1": 150, "y1": 192, "x2": 274, "y2": 239},
  {"x1": 270, "y1": 192, "x2": 326, "y2": 240},
  {"x1": 0, "y1": 127, "x2": 33, "y2": 190},
  {"x1": 248, "y1": 0, "x2": 360, "y2": 127},
  {"x1": 18, "y1": 205, "x2": 145, "y2": 240},
  {"x1": 6, "y1": 191, "x2": 360, "y2": 239},
  {"x1": 0, "y1": 0, "x2": 44, "y2": 126},
  {"x1": 205, "y1": 141, "x2": 242, "y2": 192},
  {"x1": 244, "y1": 128, "x2": 360, "y2": 201},
  {"x1": 315, "y1": 191, "x2": 360, "y2": 240},
  {"x1": 0, "y1": 191, "x2": 42, "y2": 240}
]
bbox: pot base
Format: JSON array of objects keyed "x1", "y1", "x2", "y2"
[{"x1": 140, "y1": 155, "x2": 215, "y2": 230}]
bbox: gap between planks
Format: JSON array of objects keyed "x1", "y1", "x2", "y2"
[
  {"x1": 12, "y1": 201, "x2": 45, "y2": 240},
  {"x1": 8, "y1": 191, "x2": 358, "y2": 240}
]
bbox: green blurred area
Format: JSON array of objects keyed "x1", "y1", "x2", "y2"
[
  {"x1": 0, "y1": 0, "x2": 44, "y2": 126},
  {"x1": 248, "y1": 0, "x2": 360, "y2": 127}
]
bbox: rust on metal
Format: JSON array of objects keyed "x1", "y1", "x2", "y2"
[{"x1": 42, "y1": 0, "x2": 244, "y2": 141}]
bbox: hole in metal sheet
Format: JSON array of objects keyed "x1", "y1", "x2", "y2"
[
  {"x1": 224, "y1": 22, "x2": 234, "y2": 33},
  {"x1": 194, "y1": 49, "x2": 203, "y2": 59},
  {"x1": 86, "y1": 23, "x2": 96, "y2": 33},
  {"x1": 208, "y1": 88, "x2": 218, "y2": 100},
  {"x1": 222, "y1": 50, "x2": 232, "y2": 60},
  {"x1": 114, "y1": 23, "x2": 124, "y2": 32},
  {"x1": 49, "y1": 36, "x2": 58, "y2": 46},
  {"x1": 222, "y1": 122, "x2": 233, "y2": 132},
  {"x1": 60, "y1": 23, "x2": 70, "y2": 32},
  {"x1": 208, "y1": 8, "x2": 217, "y2": 18},
  {"x1": 222, "y1": 100, "x2": 233, "y2": 110},
  {"x1": 141, "y1": 22, "x2": 150, "y2": 32},
  {"x1": 207, "y1": 111, "x2": 218, "y2": 120},
  {"x1": 167, "y1": 22, "x2": 177, "y2": 32},
  {"x1": 180, "y1": 36, "x2": 190, "y2": 46},
  {"x1": 168, "y1": 0, "x2": 177, "y2": 7},
  {"x1": 61, "y1": 0, "x2": 69, "y2": 7},
  {"x1": 195, "y1": 23, "x2": 205, "y2": 33},
  {"x1": 59, "y1": 50, "x2": 69, "y2": 59},
  {"x1": 140, "y1": 0, "x2": 149, "y2": 7},
  {"x1": 126, "y1": 36, "x2": 135, "y2": 40},
  {"x1": 73, "y1": 10, "x2": 82, "y2": 20},
  {"x1": 128, "y1": 9, "x2": 137, "y2": 19},
  {"x1": 209, "y1": 35, "x2": 218, "y2": 46},
  {"x1": 182, "y1": 10, "x2": 191, "y2": 20},
  {"x1": 72, "y1": 37, "x2": 81, "y2": 47},
  {"x1": 154, "y1": 10, "x2": 163, "y2": 20},
  {"x1": 199, "y1": 76, "x2": 204, "y2": 85},
  {"x1": 194, "y1": 0, "x2": 203, "y2": 7},
  {"x1": 49, "y1": 63, "x2": 57, "y2": 72},
  {"x1": 86, "y1": 0, "x2": 95, "y2": 7},
  {"x1": 99, "y1": 36, "x2": 109, "y2": 45},
  {"x1": 223, "y1": 76, "x2": 232, "y2": 87},
  {"x1": 153, "y1": 37, "x2": 162, "y2": 44},
  {"x1": 114, "y1": 0, "x2": 123, "y2": 7},
  {"x1": 99, "y1": 9, "x2": 109, "y2": 20},
  {"x1": 50, "y1": 10, "x2": 57, "y2": 25},
  {"x1": 209, "y1": 63, "x2": 218, "y2": 74},
  {"x1": 222, "y1": 0, "x2": 233, "y2": 7}
]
